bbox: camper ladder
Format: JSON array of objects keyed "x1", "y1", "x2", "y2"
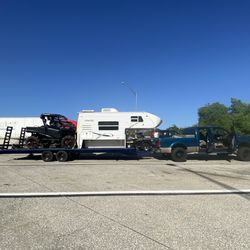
[
  {"x1": 18, "y1": 127, "x2": 26, "y2": 147},
  {"x1": 2, "y1": 126, "x2": 13, "y2": 149}
]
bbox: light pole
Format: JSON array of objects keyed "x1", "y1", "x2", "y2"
[{"x1": 121, "y1": 82, "x2": 138, "y2": 111}]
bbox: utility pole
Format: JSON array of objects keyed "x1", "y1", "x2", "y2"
[{"x1": 121, "y1": 82, "x2": 138, "y2": 111}]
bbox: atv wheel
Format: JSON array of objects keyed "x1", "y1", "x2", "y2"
[
  {"x1": 171, "y1": 147, "x2": 187, "y2": 162},
  {"x1": 25, "y1": 136, "x2": 40, "y2": 149},
  {"x1": 237, "y1": 146, "x2": 250, "y2": 161},
  {"x1": 61, "y1": 135, "x2": 76, "y2": 148}
]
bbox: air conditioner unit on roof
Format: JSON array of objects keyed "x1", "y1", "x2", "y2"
[
  {"x1": 101, "y1": 108, "x2": 118, "y2": 112},
  {"x1": 81, "y1": 110, "x2": 95, "y2": 113}
]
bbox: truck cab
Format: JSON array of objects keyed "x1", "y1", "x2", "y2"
[
  {"x1": 197, "y1": 127, "x2": 233, "y2": 153},
  {"x1": 159, "y1": 126, "x2": 250, "y2": 162}
]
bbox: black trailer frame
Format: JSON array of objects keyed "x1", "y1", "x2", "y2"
[{"x1": 0, "y1": 147, "x2": 137, "y2": 162}]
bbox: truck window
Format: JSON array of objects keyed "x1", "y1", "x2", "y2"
[
  {"x1": 183, "y1": 128, "x2": 196, "y2": 136},
  {"x1": 211, "y1": 128, "x2": 230, "y2": 140},
  {"x1": 198, "y1": 128, "x2": 208, "y2": 141},
  {"x1": 98, "y1": 121, "x2": 119, "y2": 130}
]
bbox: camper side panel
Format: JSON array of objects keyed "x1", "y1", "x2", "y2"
[{"x1": 77, "y1": 113, "x2": 128, "y2": 148}]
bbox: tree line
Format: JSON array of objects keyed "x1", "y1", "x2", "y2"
[{"x1": 167, "y1": 98, "x2": 250, "y2": 135}]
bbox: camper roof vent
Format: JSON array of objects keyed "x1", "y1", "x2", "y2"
[
  {"x1": 81, "y1": 110, "x2": 95, "y2": 113},
  {"x1": 101, "y1": 108, "x2": 118, "y2": 112}
]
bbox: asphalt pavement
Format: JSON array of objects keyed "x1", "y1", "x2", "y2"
[{"x1": 0, "y1": 153, "x2": 250, "y2": 249}]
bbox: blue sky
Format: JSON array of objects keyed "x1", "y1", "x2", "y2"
[{"x1": 0, "y1": 0, "x2": 249, "y2": 128}]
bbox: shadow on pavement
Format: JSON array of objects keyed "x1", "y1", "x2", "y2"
[
  {"x1": 14, "y1": 154, "x2": 42, "y2": 161},
  {"x1": 153, "y1": 153, "x2": 235, "y2": 162},
  {"x1": 13, "y1": 153, "x2": 143, "y2": 161}
]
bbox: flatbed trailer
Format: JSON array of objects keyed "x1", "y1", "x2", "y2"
[
  {"x1": 0, "y1": 147, "x2": 137, "y2": 162},
  {"x1": 0, "y1": 126, "x2": 138, "y2": 162}
]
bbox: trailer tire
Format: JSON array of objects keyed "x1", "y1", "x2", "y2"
[
  {"x1": 171, "y1": 147, "x2": 187, "y2": 162},
  {"x1": 42, "y1": 151, "x2": 54, "y2": 162},
  {"x1": 26, "y1": 136, "x2": 40, "y2": 149},
  {"x1": 56, "y1": 151, "x2": 68, "y2": 162},
  {"x1": 61, "y1": 136, "x2": 76, "y2": 149},
  {"x1": 237, "y1": 146, "x2": 250, "y2": 161}
]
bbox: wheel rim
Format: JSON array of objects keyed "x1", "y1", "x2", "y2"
[
  {"x1": 58, "y1": 153, "x2": 64, "y2": 161},
  {"x1": 64, "y1": 139, "x2": 72, "y2": 147},
  {"x1": 57, "y1": 151, "x2": 67, "y2": 161},
  {"x1": 177, "y1": 151, "x2": 184, "y2": 158},
  {"x1": 62, "y1": 137, "x2": 74, "y2": 148},
  {"x1": 45, "y1": 154, "x2": 50, "y2": 161},
  {"x1": 42, "y1": 151, "x2": 53, "y2": 161}
]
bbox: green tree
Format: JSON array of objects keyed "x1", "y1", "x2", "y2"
[
  {"x1": 198, "y1": 102, "x2": 232, "y2": 130},
  {"x1": 230, "y1": 98, "x2": 250, "y2": 134},
  {"x1": 166, "y1": 125, "x2": 183, "y2": 135},
  {"x1": 198, "y1": 99, "x2": 250, "y2": 135}
]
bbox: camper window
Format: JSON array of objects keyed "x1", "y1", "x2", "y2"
[
  {"x1": 131, "y1": 116, "x2": 143, "y2": 122},
  {"x1": 98, "y1": 121, "x2": 119, "y2": 130}
]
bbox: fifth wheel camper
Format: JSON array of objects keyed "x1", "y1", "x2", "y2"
[{"x1": 77, "y1": 108, "x2": 162, "y2": 148}]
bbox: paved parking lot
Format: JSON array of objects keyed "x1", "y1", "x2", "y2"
[{"x1": 0, "y1": 153, "x2": 250, "y2": 249}]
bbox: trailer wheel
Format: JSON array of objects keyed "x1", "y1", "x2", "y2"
[
  {"x1": 61, "y1": 136, "x2": 76, "y2": 149},
  {"x1": 42, "y1": 151, "x2": 54, "y2": 162},
  {"x1": 237, "y1": 146, "x2": 250, "y2": 161},
  {"x1": 26, "y1": 136, "x2": 40, "y2": 149},
  {"x1": 171, "y1": 147, "x2": 187, "y2": 162},
  {"x1": 56, "y1": 151, "x2": 68, "y2": 162}
]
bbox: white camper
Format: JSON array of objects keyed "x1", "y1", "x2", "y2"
[
  {"x1": 77, "y1": 108, "x2": 162, "y2": 148},
  {"x1": 0, "y1": 117, "x2": 42, "y2": 144}
]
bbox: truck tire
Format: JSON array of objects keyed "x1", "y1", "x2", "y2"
[
  {"x1": 171, "y1": 147, "x2": 187, "y2": 162},
  {"x1": 237, "y1": 146, "x2": 250, "y2": 161},
  {"x1": 56, "y1": 151, "x2": 68, "y2": 162},
  {"x1": 42, "y1": 151, "x2": 54, "y2": 162},
  {"x1": 26, "y1": 136, "x2": 39, "y2": 149},
  {"x1": 61, "y1": 135, "x2": 76, "y2": 149}
]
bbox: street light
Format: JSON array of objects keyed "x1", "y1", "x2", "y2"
[{"x1": 121, "y1": 82, "x2": 138, "y2": 111}]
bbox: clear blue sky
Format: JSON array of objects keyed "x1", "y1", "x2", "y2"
[{"x1": 0, "y1": 0, "x2": 249, "y2": 128}]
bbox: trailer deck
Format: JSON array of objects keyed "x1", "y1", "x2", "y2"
[{"x1": 0, "y1": 147, "x2": 137, "y2": 161}]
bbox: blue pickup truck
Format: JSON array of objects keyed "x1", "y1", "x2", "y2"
[{"x1": 159, "y1": 126, "x2": 250, "y2": 162}]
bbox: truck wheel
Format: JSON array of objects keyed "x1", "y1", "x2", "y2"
[
  {"x1": 61, "y1": 136, "x2": 76, "y2": 149},
  {"x1": 26, "y1": 136, "x2": 39, "y2": 149},
  {"x1": 56, "y1": 151, "x2": 68, "y2": 162},
  {"x1": 42, "y1": 151, "x2": 54, "y2": 162},
  {"x1": 237, "y1": 147, "x2": 250, "y2": 161},
  {"x1": 171, "y1": 147, "x2": 187, "y2": 162}
]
